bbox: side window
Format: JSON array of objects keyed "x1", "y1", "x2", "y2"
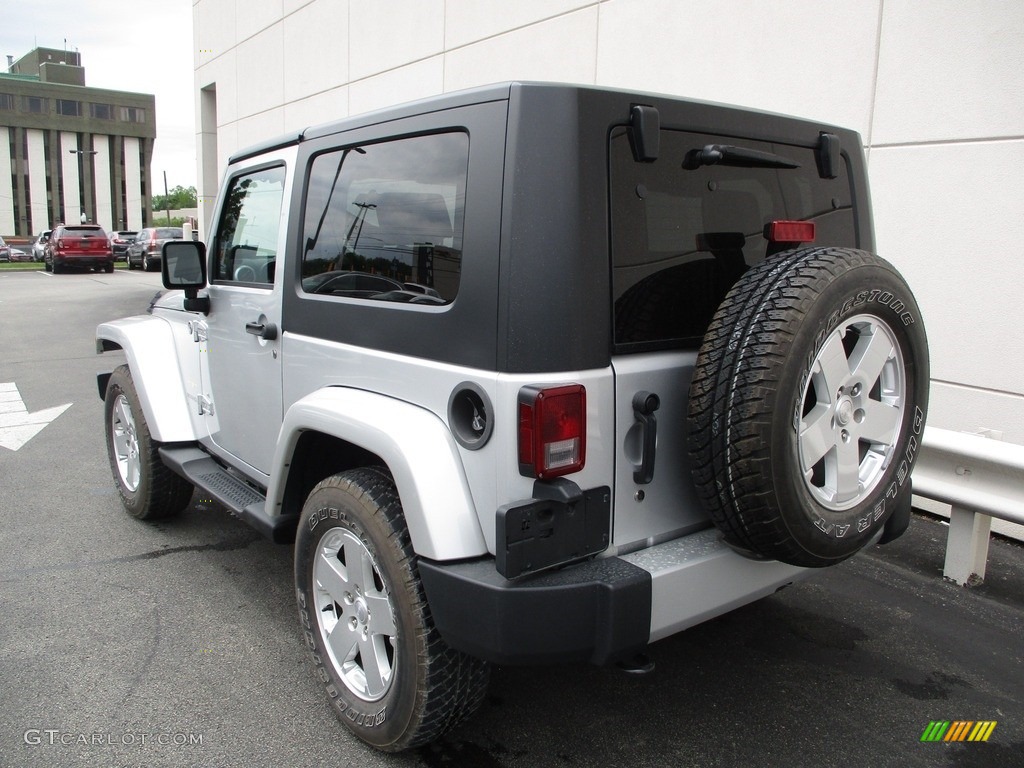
[
  {"x1": 213, "y1": 164, "x2": 286, "y2": 286},
  {"x1": 300, "y1": 132, "x2": 468, "y2": 304}
]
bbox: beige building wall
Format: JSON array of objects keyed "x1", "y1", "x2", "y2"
[{"x1": 193, "y1": 0, "x2": 1024, "y2": 450}]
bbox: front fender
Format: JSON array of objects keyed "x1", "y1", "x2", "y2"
[
  {"x1": 96, "y1": 316, "x2": 197, "y2": 443},
  {"x1": 267, "y1": 387, "x2": 487, "y2": 562}
]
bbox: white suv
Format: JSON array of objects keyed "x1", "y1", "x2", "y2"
[{"x1": 96, "y1": 83, "x2": 929, "y2": 751}]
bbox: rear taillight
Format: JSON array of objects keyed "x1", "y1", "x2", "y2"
[
  {"x1": 518, "y1": 384, "x2": 586, "y2": 479},
  {"x1": 767, "y1": 220, "x2": 816, "y2": 244}
]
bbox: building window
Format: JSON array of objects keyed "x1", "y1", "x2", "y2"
[
  {"x1": 90, "y1": 103, "x2": 114, "y2": 120},
  {"x1": 120, "y1": 106, "x2": 146, "y2": 123},
  {"x1": 23, "y1": 96, "x2": 48, "y2": 114},
  {"x1": 57, "y1": 100, "x2": 82, "y2": 117},
  {"x1": 0, "y1": 93, "x2": 14, "y2": 110}
]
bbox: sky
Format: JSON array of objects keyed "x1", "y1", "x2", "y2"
[{"x1": 1, "y1": 0, "x2": 197, "y2": 189}]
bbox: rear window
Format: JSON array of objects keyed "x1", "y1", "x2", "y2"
[
  {"x1": 610, "y1": 127, "x2": 855, "y2": 351},
  {"x1": 155, "y1": 228, "x2": 183, "y2": 239},
  {"x1": 62, "y1": 226, "x2": 105, "y2": 236}
]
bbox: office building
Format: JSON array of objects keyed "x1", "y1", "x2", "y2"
[{"x1": 0, "y1": 46, "x2": 156, "y2": 237}]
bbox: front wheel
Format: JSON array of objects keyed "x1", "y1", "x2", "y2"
[
  {"x1": 104, "y1": 365, "x2": 194, "y2": 520},
  {"x1": 295, "y1": 469, "x2": 488, "y2": 751}
]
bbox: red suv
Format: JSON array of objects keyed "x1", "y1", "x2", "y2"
[{"x1": 45, "y1": 224, "x2": 114, "y2": 274}]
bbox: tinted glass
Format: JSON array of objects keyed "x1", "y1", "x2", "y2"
[
  {"x1": 301, "y1": 132, "x2": 468, "y2": 304},
  {"x1": 62, "y1": 226, "x2": 105, "y2": 235},
  {"x1": 610, "y1": 127, "x2": 855, "y2": 350},
  {"x1": 212, "y1": 165, "x2": 286, "y2": 286}
]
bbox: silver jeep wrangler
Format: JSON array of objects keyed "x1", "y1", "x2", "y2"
[{"x1": 97, "y1": 82, "x2": 929, "y2": 751}]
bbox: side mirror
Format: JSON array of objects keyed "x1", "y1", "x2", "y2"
[{"x1": 162, "y1": 240, "x2": 210, "y2": 313}]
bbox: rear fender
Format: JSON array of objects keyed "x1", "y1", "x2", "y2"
[
  {"x1": 96, "y1": 316, "x2": 197, "y2": 443},
  {"x1": 268, "y1": 387, "x2": 487, "y2": 561}
]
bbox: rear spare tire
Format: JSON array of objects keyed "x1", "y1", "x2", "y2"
[{"x1": 688, "y1": 247, "x2": 928, "y2": 567}]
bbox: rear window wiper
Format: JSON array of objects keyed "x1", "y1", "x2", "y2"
[{"x1": 683, "y1": 144, "x2": 799, "y2": 170}]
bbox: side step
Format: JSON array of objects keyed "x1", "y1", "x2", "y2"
[{"x1": 159, "y1": 446, "x2": 298, "y2": 543}]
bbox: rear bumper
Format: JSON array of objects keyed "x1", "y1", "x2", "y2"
[
  {"x1": 54, "y1": 254, "x2": 113, "y2": 267},
  {"x1": 419, "y1": 528, "x2": 809, "y2": 666}
]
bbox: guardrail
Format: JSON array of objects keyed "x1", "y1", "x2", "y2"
[{"x1": 911, "y1": 426, "x2": 1024, "y2": 586}]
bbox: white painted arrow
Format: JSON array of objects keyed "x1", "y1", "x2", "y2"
[{"x1": 0, "y1": 382, "x2": 73, "y2": 451}]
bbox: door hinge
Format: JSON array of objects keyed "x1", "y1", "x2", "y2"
[
  {"x1": 187, "y1": 320, "x2": 207, "y2": 343},
  {"x1": 197, "y1": 394, "x2": 214, "y2": 416}
]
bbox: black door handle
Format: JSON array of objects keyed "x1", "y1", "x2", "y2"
[
  {"x1": 245, "y1": 320, "x2": 278, "y2": 340},
  {"x1": 632, "y1": 391, "x2": 660, "y2": 484}
]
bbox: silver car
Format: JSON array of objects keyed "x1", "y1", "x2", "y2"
[{"x1": 31, "y1": 231, "x2": 51, "y2": 262}]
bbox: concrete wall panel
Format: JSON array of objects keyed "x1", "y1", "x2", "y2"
[
  {"x1": 873, "y1": 0, "x2": 1024, "y2": 144},
  {"x1": 348, "y1": 0, "x2": 445, "y2": 81},
  {"x1": 444, "y1": 8, "x2": 599, "y2": 92}
]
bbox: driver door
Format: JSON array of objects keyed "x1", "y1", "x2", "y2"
[{"x1": 198, "y1": 154, "x2": 292, "y2": 477}]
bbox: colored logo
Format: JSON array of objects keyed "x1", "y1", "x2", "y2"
[{"x1": 920, "y1": 721, "x2": 997, "y2": 742}]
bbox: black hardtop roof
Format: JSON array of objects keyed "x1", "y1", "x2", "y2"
[
  {"x1": 227, "y1": 81, "x2": 860, "y2": 165},
  {"x1": 228, "y1": 82, "x2": 514, "y2": 164}
]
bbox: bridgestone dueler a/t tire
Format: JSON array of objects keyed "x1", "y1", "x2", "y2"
[
  {"x1": 687, "y1": 247, "x2": 929, "y2": 567},
  {"x1": 294, "y1": 468, "x2": 489, "y2": 751}
]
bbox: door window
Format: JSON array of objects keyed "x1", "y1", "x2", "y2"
[{"x1": 213, "y1": 165, "x2": 286, "y2": 286}]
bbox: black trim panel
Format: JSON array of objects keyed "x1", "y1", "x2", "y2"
[{"x1": 418, "y1": 554, "x2": 651, "y2": 665}]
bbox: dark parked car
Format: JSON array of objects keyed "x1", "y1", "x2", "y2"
[
  {"x1": 45, "y1": 224, "x2": 114, "y2": 273},
  {"x1": 108, "y1": 230, "x2": 138, "y2": 261},
  {"x1": 127, "y1": 227, "x2": 183, "y2": 271},
  {"x1": 0, "y1": 236, "x2": 9, "y2": 262},
  {"x1": 32, "y1": 231, "x2": 51, "y2": 261}
]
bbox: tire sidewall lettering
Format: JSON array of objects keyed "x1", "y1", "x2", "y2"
[{"x1": 308, "y1": 506, "x2": 341, "y2": 531}]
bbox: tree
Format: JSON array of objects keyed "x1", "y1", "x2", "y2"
[{"x1": 152, "y1": 185, "x2": 198, "y2": 212}]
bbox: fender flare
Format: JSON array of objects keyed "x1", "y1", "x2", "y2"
[
  {"x1": 96, "y1": 316, "x2": 197, "y2": 443},
  {"x1": 267, "y1": 387, "x2": 488, "y2": 562}
]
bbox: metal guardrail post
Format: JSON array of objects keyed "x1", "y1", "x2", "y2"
[
  {"x1": 943, "y1": 506, "x2": 993, "y2": 586},
  {"x1": 912, "y1": 427, "x2": 1024, "y2": 586}
]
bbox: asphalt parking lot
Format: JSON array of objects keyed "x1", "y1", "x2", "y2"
[{"x1": 0, "y1": 267, "x2": 1022, "y2": 768}]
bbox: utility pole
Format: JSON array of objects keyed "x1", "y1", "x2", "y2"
[{"x1": 164, "y1": 171, "x2": 171, "y2": 225}]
